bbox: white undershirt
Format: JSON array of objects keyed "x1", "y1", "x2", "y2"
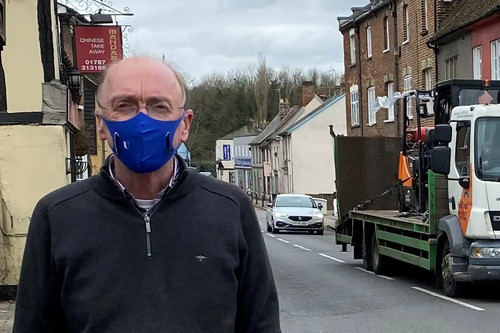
[{"x1": 135, "y1": 199, "x2": 156, "y2": 211}]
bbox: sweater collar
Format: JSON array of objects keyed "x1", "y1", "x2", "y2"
[{"x1": 92, "y1": 154, "x2": 197, "y2": 202}]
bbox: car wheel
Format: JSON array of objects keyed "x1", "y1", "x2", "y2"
[
  {"x1": 271, "y1": 220, "x2": 279, "y2": 234},
  {"x1": 267, "y1": 224, "x2": 272, "y2": 232}
]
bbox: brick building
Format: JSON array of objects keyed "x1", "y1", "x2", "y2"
[
  {"x1": 338, "y1": 0, "x2": 456, "y2": 137},
  {"x1": 428, "y1": 0, "x2": 500, "y2": 82}
]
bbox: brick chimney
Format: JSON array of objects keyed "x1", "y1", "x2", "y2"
[
  {"x1": 436, "y1": 0, "x2": 463, "y2": 29},
  {"x1": 298, "y1": 81, "x2": 316, "y2": 107},
  {"x1": 278, "y1": 98, "x2": 290, "y2": 119}
]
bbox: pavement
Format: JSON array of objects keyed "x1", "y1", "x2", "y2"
[
  {"x1": 255, "y1": 208, "x2": 500, "y2": 333},
  {"x1": 0, "y1": 301, "x2": 14, "y2": 332}
]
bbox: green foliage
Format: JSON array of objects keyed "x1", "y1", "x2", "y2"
[{"x1": 187, "y1": 53, "x2": 344, "y2": 165}]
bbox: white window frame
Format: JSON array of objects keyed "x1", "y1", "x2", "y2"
[
  {"x1": 383, "y1": 17, "x2": 390, "y2": 52},
  {"x1": 403, "y1": 5, "x2": 409, "y2": 43},
  {"x1": 350, "y1": 28, "x2": 356, "y2": 65},
  {"x1": 404, "y1": 75, "x2": 413, "y2": 119},
  {"x1": 424, "y1": 69, "x2": 434, "y2": 115},
  {"x1": 350, "y1": 85, "x2": 360, "y2": 127},
  {"x1": 473, "y1": 46, "x2": 482, "y2": 79},
  {"x1": 368, "y1": 87, "x2": 376, "y2": 125},
  {"x1": 445, "y1": 56, "x2": 458, "y2": 79},
  {"x1": 492, "y1": 39, "x2": 500, "y2": 80},
  {"x1": 366, "y1": 26, "x2": 372, "y2": 58},
  {"x1": 386, "y1": 82, "x2": 395, "y2": 121}
]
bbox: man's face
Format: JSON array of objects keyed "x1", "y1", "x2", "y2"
[{"x1": 96, "y1": 57, "x2": 193, "y2": 151}]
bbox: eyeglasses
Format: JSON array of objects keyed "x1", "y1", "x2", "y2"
[{"x1": 98, "y1": 100, "x2": 184, "y2": 121}]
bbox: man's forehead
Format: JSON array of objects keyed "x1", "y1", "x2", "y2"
[{"x1": 101, "y1": 57, "x2": 183, "y2": 100}]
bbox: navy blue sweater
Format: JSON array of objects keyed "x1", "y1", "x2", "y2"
[{"x1": 13, "y1": 159, "x2": 281, "y2": 332}]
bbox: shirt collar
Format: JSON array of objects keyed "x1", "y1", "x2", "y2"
[{"x1": 108, "y1": 155, "x2": 179, "y2": 202}]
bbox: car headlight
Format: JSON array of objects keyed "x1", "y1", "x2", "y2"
[
  {"x1": 274, "y1": 212, "x2": 287, "y2": 218},
  {"x1": 471, "y1": 247, "x2": 500, "y2": 258},
  {"x1": 312, "y1": 213, "x2": 323, "y2": 219}
]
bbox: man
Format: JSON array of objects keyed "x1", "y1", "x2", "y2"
[{"x1": 13, "y1": 56, "x2": 281, "y2": 333}]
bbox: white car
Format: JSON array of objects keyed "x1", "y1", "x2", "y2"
[{"x1": 266, "y1": 194, "x2": 324, "y2": 235}]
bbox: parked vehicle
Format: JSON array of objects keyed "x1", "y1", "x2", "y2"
[
  {"x1": 266, "y1": 194, "x2": 324, "y2": 235},
  {"x1": 333, "y1": 79, "x2": 500, "y2": 298}
]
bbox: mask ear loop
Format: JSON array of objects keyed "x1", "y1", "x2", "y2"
[
  {"x1": 114, "y1": 132, "x2": 121, "y2": 156},
  {"x1": 165, "y1": 133, "x2": 172, "y2": 154}
]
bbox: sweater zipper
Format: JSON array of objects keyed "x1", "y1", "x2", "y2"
[
  {"x1": 144, "y1": 214, "x2": 152, "y2": 257},
  {"x1": 121, "y1": 171, "x2": 188, "y2": 257}
]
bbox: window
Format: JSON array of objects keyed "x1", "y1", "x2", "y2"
[
  {"x1": 368, "y1": 87, "x2": 376, "y2": 125},
  {"x1": 473, "y1": 46, "x2": 482, "y2": 79},
  {"x1": 350, "y1": 28, "x2": 356, "y2": 65},
  {"x1": 403, "y1": 5, "x2": 409, "y2": 43},
  {"x1": 455, "y1": 122, "x2": 470, "y2": 178},
  {"x1": 404, "y1": 75, "x2": 413, "y2": 119},
  {"x1": 366, "y1": 26, "x2": 372, "y2": 58},
  {"x1": 492, "y1": 39, "x2": 500, "y2": 80},
  {"x1": 387, "y1": 82, "x2": 395, "y2": 121},
  {"x1": 350, "y1": 85, "x2": 360, "y2": 127},
  {"x1": 383, "y1": 17, "x2": 390, "y2": 51},
  {"x1": 422, "y1": 0, "x2": 429, "y2": 32},
  {"x1": 424, "y1": 69, "x2": 434, "y2": 115},
  {"x1": 445, "y1": 56, "x2": 458, "y2": 79}
]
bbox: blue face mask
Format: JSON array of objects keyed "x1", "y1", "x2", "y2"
[{"x1": 102, "y1": 112, "x2": 184, "y2": 174}]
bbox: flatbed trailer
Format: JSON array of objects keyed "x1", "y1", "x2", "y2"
[{"x1": 335, "y1": 169, "x2": 473, "y2": 295}]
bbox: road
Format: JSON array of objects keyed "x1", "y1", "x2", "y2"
[{"x1": 255, "y1": 208, "x2": 500, "y2": 333}]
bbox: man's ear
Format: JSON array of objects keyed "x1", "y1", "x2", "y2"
[{"x1": 180, "y1": 110, "x2": 194, "y2": 142}]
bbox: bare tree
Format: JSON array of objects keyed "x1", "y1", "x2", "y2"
[{"x1": 254, "y1": 52, "x2": 271, "y2": 122}]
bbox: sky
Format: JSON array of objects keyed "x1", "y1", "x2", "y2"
[{"x1": 73, "y1": 0, "x2": 368, "y2": 80}]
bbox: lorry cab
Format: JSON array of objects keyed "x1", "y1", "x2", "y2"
[{"x1": 443, "y1": 104, "x2": 500, "y2": 240}]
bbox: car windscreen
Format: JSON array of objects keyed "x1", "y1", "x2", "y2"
[{"x1": 275, "y1": 196, "x2": 316, "y2": 208}]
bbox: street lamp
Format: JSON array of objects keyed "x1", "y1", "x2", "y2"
[
  {"x1": 66, "y1": 68, "x2": 83, "y2": 104},
  {"x1": 67, "y1": 68, "x2": 83, "y2": 90}
]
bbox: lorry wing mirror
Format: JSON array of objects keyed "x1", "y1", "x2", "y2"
[
  {"x1": 433, "y1": 124, "x2": 452, "y2": 145},
  {"x1": 431, "y1": 146, "x2": 451, "y2": 175}
]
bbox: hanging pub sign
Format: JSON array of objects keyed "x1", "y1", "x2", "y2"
[{"x1": 74, "y1": 26, "x2": 124, "y2": 74}]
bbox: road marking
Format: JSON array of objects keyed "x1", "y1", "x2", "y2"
[
  {"x1": 355, "y1": 267, "x2": 375, "y2": 275},
  {"x1": 318, "y1": 253, "x2": 345, "y2": 263},
  {"x1": 293, "y1": 244, "x2": 312, "y2": 251},
  {"x1": 266, "y1": 233, "x2": 276, "y2": 238},
  {"x1": 355, "y1": 267, "x2": 394, "y2": 280},
  {"x1": 277, "y1": 238, "x2": 290, "y2": 244},
  {"x1": 412, "y1": 287, "x2": 485, "y2": 311}
]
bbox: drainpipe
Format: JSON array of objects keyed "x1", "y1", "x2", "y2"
[
  {"x1": 354, "y1": 20, "x2": 364, "y2": 136},
  {"x1": 390, "y1": 0, "x2": 400, "y2": 137},
  {"x1": 427, "y1": 0, "x2": 439, "y2": 85}
]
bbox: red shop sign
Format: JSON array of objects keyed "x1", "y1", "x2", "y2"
[{"x1": 74, "y1": 26, "x2": 123, "y2": 74}]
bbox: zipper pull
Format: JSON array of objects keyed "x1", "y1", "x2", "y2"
[{"x1": 144, "y1": 215, "x2": 152, "y2": 257}]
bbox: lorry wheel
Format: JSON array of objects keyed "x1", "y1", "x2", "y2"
[
  {"x1": 371, "y1": 232, "x2": 389, "y2": 275},
  {"x1": 441, "y1": 240, "x2": 467, "y2": 298},
  {"x1": 363, "y1": 236, "x2": 373, "y2": 271}
]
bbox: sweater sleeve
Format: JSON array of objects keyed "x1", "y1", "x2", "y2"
[
  {"x1": 13, "y1": 199, "x2": 68, "y2": 333},
  {"x1": 235, "y1": 195, "x2": 281, "y2": 333}
]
